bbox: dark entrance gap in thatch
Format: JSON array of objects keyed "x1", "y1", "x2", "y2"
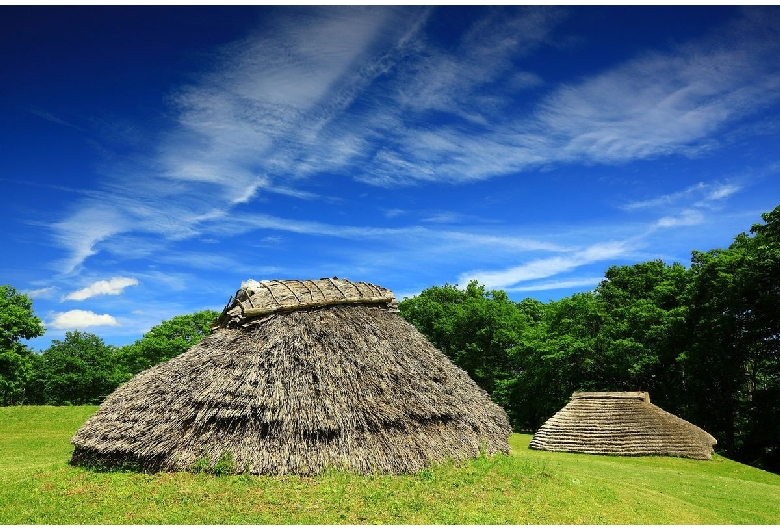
[
  {"x1": 70, "y1": 278, "x2": 512, "y2": 475},
  {"x1": 529, "y1": 391, "x2": 716, "y2": 460}
]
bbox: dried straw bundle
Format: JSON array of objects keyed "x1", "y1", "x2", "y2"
[
  {"x1": 529, "y1": 391, "x2": 716, "y2": 460},
  {"x1": 71, "y1": 286, "x2": 511, "y2": 475}
]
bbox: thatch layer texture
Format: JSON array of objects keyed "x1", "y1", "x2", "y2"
[
  {"x1": 71, "y1": 305, "x2": 511, "y2": 474},
  {"x1": 529, "y1": 391, "x2": 716, "y2": 460},
  {"x1": 217, "y1": 278, "x2": 397, "y2": 328}
]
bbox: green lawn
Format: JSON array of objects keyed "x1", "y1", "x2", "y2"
[{"x1": 1, "y1": 405, "x2": 779, "y2": 524}]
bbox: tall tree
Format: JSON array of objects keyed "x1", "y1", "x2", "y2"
[
  {"x1": 595, "y1": 260, "x2": 691, "y2": 411},
  {"x1": 685, "y1": 205, "x2": 780, "y2": 470},
  {"x1": 686, "y1": 247, "x2": 746, "y2": 455},
  {"x1": 741, "y1": 207, "x2": 780, "y2": 471},
  {"x1": 512, "y1": 292, "x2": 604, "y2": 430},
  {"x1": 0, "y1": 285, "x2": 45, "y2": 405}
]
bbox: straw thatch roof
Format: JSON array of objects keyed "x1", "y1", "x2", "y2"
[
  {"x1": 70, "y1": 278, "x2": 511, "y2": 475},
  {"x1": 529, "y1": 391, "x2": 716, "y2": 460},
  {"x1": 216, "y1": 278, "x2": 399, "y2": 327}
]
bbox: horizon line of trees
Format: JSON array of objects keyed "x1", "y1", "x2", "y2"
[
  {"x1": 1, "y1": 204, "x2": 778, "y2": 473},
  {"x1": 0, "y1": 302, "x2": 219, "y2": 407}
]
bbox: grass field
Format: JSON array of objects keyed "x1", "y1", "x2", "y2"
[{"x1": 2, "y1": 405, "x2": 779, "y2": 524}]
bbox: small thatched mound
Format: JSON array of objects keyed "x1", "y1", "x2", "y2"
[
  {"x1": 70, "y1": 278, "x2": 511, "y2": 475},
  {"x1": 529, "y1": 391, "x2": 716, "y2": 460}
]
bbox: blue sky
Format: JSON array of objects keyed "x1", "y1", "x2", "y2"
[{"x1": 3, "y1": 6, "x2": 780, "y2": 350}]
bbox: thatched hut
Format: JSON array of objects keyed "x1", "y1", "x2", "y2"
[
  {"x1": 70, "y1": 278, "x2": 512, "y2": 475},
  {"x1": 529, "y1": 391, "x2": 716, "y2": 460}
]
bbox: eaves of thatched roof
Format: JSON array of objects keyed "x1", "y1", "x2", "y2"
[
  {"x1": 71, "y1": 279, "x2": 511, "y2": 475},
  {"x1": 529, "y1": 391, "x2": 716, "y2": 460}
]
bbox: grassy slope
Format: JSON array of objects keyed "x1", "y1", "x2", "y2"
[{"x1": 1, "y1": 405, "x2": 779, "y2": 524}]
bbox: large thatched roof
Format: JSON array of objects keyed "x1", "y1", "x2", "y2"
[
  {"x1": 529, "y1": 391, "x2": 716, "y2": 460},
  {"x1": 71, "y1": 278, "x2": 511, "y2": 475}
]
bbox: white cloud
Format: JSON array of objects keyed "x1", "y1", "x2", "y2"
[
  {"x1": 361, "y1": 9, "x2": 780, "y2": 185},
  {"x1": 702, "y1": 184, "x2": 740, "y2": 202},
  {"x1": 395, "y1": 7, "x2": 562, "y2": 117},
  {"x1": 622, "y1": 183, "x2": 708, "y2": 211},
  {"x1": 162, "y1": 6, "x2": 420, "y2": 199},
  {"x1": 25, "y1": 287, "x2": 58, "y2": 300},
  {"x1": 45, "y1": 7, "x2": 777, "y2": 275},
  {"x1": 443, "y1": 232, "x2": 569, "y2": 253},
  {"x1": 48, "y1": 7, "x2": 430, "y2": 273},
  {"x1": 623, "y1": 182, "x2": 742, "y2": 212},
  {"x1": 50, "y1": 310, "x2": 119, "y2": 329},
  {"x1": 461, "y1": 256, "x2": 582, "y2": 289},
  {"x1": 197, "y1": 210, "x2": 574, "y2": 259},
  {"x1": 383, "y1": 208, "x2": 406, "y2": 219},
  {"x1": 529, "y1": 15, "x2": 780, "y2": 166},
  {"x1": 656, "y1": 209, "x2": 705, "y2": 228},
  {"x1": 64, "y1": 277, "x2": 139, "y2": 301},
  {"x1": 616, "y1": 180, "x2": 745, "y2": 234},
  {"x1": 458, "y1": 240, "x2": 634, "y2": 290},
  {"x1": 51, "y1": 204, "x2": 131, "y2": 274},
  {"x1": 505, "y1": 277, "x2": 606, "y2": 293}
]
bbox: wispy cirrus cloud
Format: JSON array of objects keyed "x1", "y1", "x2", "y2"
[
  {"x1": 27, "y1": 107, "x2": 82, "y2": 130},
  {"x1": 356, "y1": 8, "x2": 780, "y2": 185},
  {"x1": 701, "y1": 184, "x2": 740, "y2": 203},
  {"x1": 458, "y1": 239, "x2": 636, "y2": 290},
  {"x1": 656, "y1": 209, "x2": 706, "y2": 228},
  {"x1": 25, "y1": 286, "x2": 58, "y2": 300},
  {"x1": 392, "y1": 7, "x2": 563, "y2": 119},
  {"x1": 619, "y1": 180, "x2": 744, "y2": 231},
  {"x1": 527, "y1": 10, "x2": 780, "y2": 167},
  {"x1": 505, "y1": 277, "x2": 607, "y2": 293},
  {"x1": 196, "y1": 209, "x2": 571, "y2": 257},
  {"x1": 161, "y1": 6, "x2": 427, "y2": 201},
  {"x1": 47, "y1": 7, "x2": 430, "y2": 273},
  {"x1": 51, "y1": 204, "x2": 132, "y2": 274},
  {"x1": 46, "y1": 6, "x2": 779, "y2": 277},
  {"x1": 623, "y1": 182, "x2": 741, "y2": 211}
]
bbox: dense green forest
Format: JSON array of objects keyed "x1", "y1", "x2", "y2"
[
  {"x1": 400, "y1": 205, "x2": 780, "y2": 473},
  {"x1": 0, "y1": 304, "x2": 218, "y2": 407},
  {"x1": 1, "y1": 205, "x2": 778, "y2": 473}
]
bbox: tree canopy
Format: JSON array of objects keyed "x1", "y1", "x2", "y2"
[
  {"x1": 28, "y1": 331, "x2": 123, "y2": 406},
  {"x1": 399, "y1": 281, "x2": 526, "y2": 397},
  {"x1": 0, "y1": 286, "x2": 45, "y2": 405},
  {"x1": 398, "y1": 204, "x2": 780, "y2": 473},
  {"x1": 116, "y1": 310, "x2": 220, "y2": 377},
  {"x1": 683, "y1": 205, "x2": 780, "y2": 468},
  {"x1": 0, "y1": 304, "x2": 218, "y2": 405}
]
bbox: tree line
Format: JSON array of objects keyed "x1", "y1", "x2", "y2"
[
  {"x1": 0, "y1": 302, "x2": 218, "y2": 407},
  {"x1": 1, "y1": 205, "x2": 778, "y2": 472},
  {"x1": 400, "y1": 205, "x2": 780, "y2": 473}
]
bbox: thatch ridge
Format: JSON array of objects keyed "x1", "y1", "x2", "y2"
[
  {"x1": 71, "y1": 299, "x2": 511, "y2": 475},
  {"x1": 529, "y1": 391, "x2": 716, "y2": 460},
  {"x1": 573, "y1": 391, "x2": 648, "y2": 402},
  {"x1": 216, "y1": 278, "x2": 398, "y2": 328}
]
